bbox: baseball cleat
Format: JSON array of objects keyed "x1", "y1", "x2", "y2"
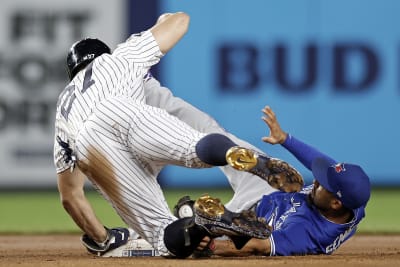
[
  {"x1": 194, "y1": 194, "x2": 225, "y2": 219},
  {"x1": 225, "y1": 146, "x2": 258, "y2": 171},
  {"x1": 102, "y1": 229, "x2": 159, "y2": 257},
  {"x1": 226, "y1": 146, "x2": 304, "y2": 192},
  {"x1": 194, "y1": 194, "x2": 271, "y2": 239},
  {"x1": 226, "y1": 146, "x2": 272, "y2": 179},
  {"x1": 102, "y1": 238, "x2": 159, "y2": 257}
]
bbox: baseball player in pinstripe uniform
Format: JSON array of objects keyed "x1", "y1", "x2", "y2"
[{"x1": 54, "y1": 12, "x2": 290, "y2": 257}]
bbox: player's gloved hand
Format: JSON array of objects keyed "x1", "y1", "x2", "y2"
[{"x1": 81, "y1": 227, "x2": 130, "y2": 256}]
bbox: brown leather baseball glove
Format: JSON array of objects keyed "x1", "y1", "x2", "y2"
[{"x1": 194, "y1": 194, "x2": 271, "y2": 240}]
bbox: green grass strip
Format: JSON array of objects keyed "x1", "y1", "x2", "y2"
[{"x1": 0, "y1": 188, "x2": 397, "y2": 234}]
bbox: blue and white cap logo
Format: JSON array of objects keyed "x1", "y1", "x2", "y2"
[{"x1": 334, "y1": 163, "x2": 346, "y2": 173}]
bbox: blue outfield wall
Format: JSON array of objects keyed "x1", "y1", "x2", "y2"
[{"x1": 131, "y1": 0, "x2": 400, "y2": 187}]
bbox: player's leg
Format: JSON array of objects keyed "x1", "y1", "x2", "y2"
[
  {"x1": 101, "y1": 97, "x2": 295, "y2": 188},
  {"x1": 103, "y1": 97, "x2": 236, "y2": 168},
  {"x1": 75, "y1": 111, "x2": 176, "y2": 256},
  {"x1": 105, "y1": 97, "x2": 296, "y2": 208},
  {"x1": 220, "y1": 166, "x2": 278, "y2": 212}
]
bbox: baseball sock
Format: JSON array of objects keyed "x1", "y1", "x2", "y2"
[{"x1": 195, "y1": 133, "x2": 237, "y2": 165}]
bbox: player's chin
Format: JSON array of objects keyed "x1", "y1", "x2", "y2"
[{"x1": 309, "y1": 190, "x2": 315, "y2": 203}]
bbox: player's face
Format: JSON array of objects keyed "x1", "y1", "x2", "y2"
[{"x1": 310, "y1": 180, "x2": 336, "y2": 211}]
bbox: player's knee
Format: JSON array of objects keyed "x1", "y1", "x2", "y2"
[
  {"x1": 196, "y1": 133, "x2": 237, "y2": 165},
  {"x1": 164, "y1": 218, "x2": 207, "y2": 258}
]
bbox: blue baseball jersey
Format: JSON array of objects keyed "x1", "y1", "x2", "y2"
[
  {"x1": 256, "y1": 185, "x2": 365, "y2": 256},
  {"x1": 255, "y1": 134, "x2": 366, "y2": 256}
]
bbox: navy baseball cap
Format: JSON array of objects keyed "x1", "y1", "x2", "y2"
[{"x1": 311, "y1": 157, "x2": 371, "y2": 210}]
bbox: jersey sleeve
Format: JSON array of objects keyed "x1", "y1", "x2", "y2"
[
  {"x1": 281, "y1": 134, "x2": 336, "y2": 171},
  {"x1": 113, "y1": 30, "x2": 163, "y2": 68},
  {"x1": 53, "y1": 116, "x2": 73, "y2": 173},
  {"x1": 269, "y1": 222, "x2": 314, "y2": 256}
]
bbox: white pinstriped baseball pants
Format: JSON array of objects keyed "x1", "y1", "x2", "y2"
[{"x1": 75, "y1": 97, "x2": 210, "y2": 255}]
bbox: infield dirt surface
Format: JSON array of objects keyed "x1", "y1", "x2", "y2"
[{"x1": 0, "y1": 234, "x2": 399, "y2": 267}]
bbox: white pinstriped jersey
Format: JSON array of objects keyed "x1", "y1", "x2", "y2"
[
  {"x1": 53, "y1": 30, "x2": 210, "y2": 255},
  {"x1": 54, "y1": 30, "x2": 162, "y2": 172}
]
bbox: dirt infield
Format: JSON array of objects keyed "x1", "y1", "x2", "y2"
[{"x1": 0, "y1": 234, "x2": 399, "y2": 267}]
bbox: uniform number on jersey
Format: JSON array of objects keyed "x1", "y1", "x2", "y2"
[{"x1": 60, "y1": 63, "x2": 95, "y2": 120}]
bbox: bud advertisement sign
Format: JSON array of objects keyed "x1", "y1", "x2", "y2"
[{"x1": 160, "y1": 0, "x2": 400, "y2": 186}]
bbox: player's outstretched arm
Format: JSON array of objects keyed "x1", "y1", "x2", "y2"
[
  {"x1": 198, "y1": 236, "x2": 271, "y2": 257},
  {"x1": 57, "y1": 168, "x2": 107, "y2": 243},
  {"x1": 150, "y1": 12, "x2": 190, "y2": 54},
  {"x1": 261, "y1": 105, "x2": 336, "y2": 170}
]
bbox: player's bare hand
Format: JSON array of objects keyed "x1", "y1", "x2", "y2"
[
  {"x1": 261, "y1": 106, "x2": 287, "y2": 144},
  {"x1": 197, "y1": 236, "x2": 212, "y2": 251}
]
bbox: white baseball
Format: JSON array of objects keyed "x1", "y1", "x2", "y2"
[{"x1": 178, "y1": 204, "x2": 193, "y2": 218}]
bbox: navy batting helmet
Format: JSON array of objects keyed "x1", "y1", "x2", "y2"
[{"x1": 66, "y1": 38, "x2": 111, "y2": 80}]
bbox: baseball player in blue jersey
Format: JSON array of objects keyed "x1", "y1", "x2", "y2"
[
  {"x1": 54, "y1": 11, "x2": 300, "y2": 258},
  {"x1": 190, "y1": 105, "x2": 371, "y2": 257}
]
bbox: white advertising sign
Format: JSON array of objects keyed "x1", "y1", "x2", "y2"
[{"x1": 0, "y1": 0, "x2": 125, "y2": 187}]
